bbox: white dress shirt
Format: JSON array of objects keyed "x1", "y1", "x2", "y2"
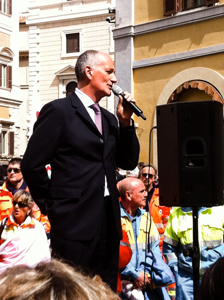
[{"x1": 75, "y1": 88, "x2": 110, "y2": 196}]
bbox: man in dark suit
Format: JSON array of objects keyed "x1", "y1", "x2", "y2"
[{"x1": 21, "y1": 50, "x2": 140, "y2": 291}]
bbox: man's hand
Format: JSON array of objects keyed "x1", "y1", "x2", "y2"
[
  {"x1": 133, "y1": 272, "x2": 151, "y2": 290},
  {"x1": 116, "y1": 92, "x2": 136, "y2": 127}
]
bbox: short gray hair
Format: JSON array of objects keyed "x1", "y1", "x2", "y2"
[{"x1": 75, "y1": 50, "x2": 102, "y2": 82}]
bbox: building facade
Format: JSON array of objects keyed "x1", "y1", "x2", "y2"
[
  {"x1": 0, "y1": 0, "x2": 29, "y2": 180},
  {"x1": 113, "y1": 0, "x2": 224, "y2": 164},
  {"x1": 25, "y1": 0, "x2": 117, "y2": 137}
]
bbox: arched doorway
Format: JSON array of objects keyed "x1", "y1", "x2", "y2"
[{"x1": 153, "y1": 68, "x2": 224, "y2": 166}]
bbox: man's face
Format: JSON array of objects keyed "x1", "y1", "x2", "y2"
[
  {"x1": 139, "y1": 166, "x2": 155, "y2": 189},
  {"x1": 130, "y1": 181, "x2": 147, "y2": 208},
  {"x1": 90, "y1": 53, "x2": 117, "y2": 101},
  {"x1": 7, "y1": 163, "x2": 23, "y2": 186}
]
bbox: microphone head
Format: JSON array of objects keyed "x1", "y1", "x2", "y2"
[{"x1": 112, "y1": 85, "x2": 123, "y2": 96}]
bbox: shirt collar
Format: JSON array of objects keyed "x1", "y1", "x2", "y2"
[{"x1": 75, "y1": 88, "x2": 95, "y2": 109}]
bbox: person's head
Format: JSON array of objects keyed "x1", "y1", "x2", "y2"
[
  {"x1": 139, "y1": 164, "x2": 157, "y2": 190},
  {"x1": 0, "y1": 258, "x2": 119, "y2": 300},
  {"x1": 118, "y1": 177, "x2": 147, "y2": 214},
  {"x1": 7, "y1": 157, "x2": 23, "y2": 187},
  {"x1": 75, "y1": 50, "x2": 117, "y2": 102},
  {"x1": 12, "y1": 190, "x2": 33, "y2": 225},
  {"x1": 197, "y1": 257, "x2": 224, "y2": 300}
]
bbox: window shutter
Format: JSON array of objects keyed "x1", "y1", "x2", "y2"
[
  {"x1": 7, "y1": 66, "x2": 12, "y2": 89},
  {"x1": 164, "y1": 0, "x2": 179, "y2": 16},
  {"x1": 66, "y1": 33, "x2": 79, "y2": 53},
  {"x1": 0, "y1": 133, "x2": 2, "y2": 155},
  {"x1": 8, "y1": 132, "x2": 14, "y2": 156},
  {"x1": 7, "y1": 0, "x2": 12, "y2": 15},
  {"x1": 0, "y1": 64, "x2": 2, "y2": 87},
  {"x1": 205, "y1": 0, "x2": 219, "y2": 5}
]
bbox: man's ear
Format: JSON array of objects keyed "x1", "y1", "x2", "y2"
[
  {"x1": 85, "y1": 66, "x2": 92, "y2": 79},
  {"x1": 126, "y1": 191, "x2": 132, "y2": 201}
]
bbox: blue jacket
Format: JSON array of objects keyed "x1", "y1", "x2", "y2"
[{"x1": 120, "y1": 203, "x2": 174, "y2": 300}]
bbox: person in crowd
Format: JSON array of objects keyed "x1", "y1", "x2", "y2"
[
  {"x1": 0, "y1": 190, "x2": 50, "y2": 274},
  {"x1": 163, "y1": 206, "x2": 224, "y2": 300},
  {"x1": 139, "y1": 164, "x2": 174, "y2": 299},
  {"x1": 139, "y1": 164, "x2": 158, "y2": 210},
  {"x1": 0, "y1": 258, "x2": 119, "y2": 300},
  {"x1": 21, "y1": 50, "x2": 140, "y2": 291},
  {"x1": 196, "y1": 257, "x2": 224, "y2": 300},
  {"x1": 118, "y1": 178, "x2": 174, "y2": 300},
  {"x1": 0, "y1": 158, "x2": 50, "y2": 235},
  {"x1": 139, "y1": 164, "x2": 171, "y2": 253}
]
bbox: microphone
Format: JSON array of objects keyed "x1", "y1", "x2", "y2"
[{"x1": 112, "y1": 85, "x2": 146, "y2": 120}]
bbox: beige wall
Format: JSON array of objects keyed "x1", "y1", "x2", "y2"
[
  {"x1": 135, "y1": 0, "x2": 163, "y2": 24},
  {"x1": 38, "y1": 16, "x2": 111, "y2": 105},
  {"x1": 134, "y1": 17, "x2": 224, "y2": 61},
  {"x1": 0, "y1": 33, "x2": 10, "y2": 47},
  {"x1": 0, "y1": 107, "x2": 9, "y2": 119}
]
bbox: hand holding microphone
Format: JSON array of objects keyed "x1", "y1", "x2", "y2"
[{"x1": 112, "y1": 85, "x2": 146, "y2": 120}]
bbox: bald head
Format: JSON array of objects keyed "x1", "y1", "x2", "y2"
[{"x1": 118, "y1": 178, "x2": 147, "y2": 213}]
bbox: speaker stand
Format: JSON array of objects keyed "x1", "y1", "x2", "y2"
[
  {"x1": 192, "y1": 207, "x2": 200, "y2": 299},
  {"x1": 183, "y1": 207, "x2": 200, "y2": 299}
]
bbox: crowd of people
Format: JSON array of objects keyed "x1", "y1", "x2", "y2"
[{"x1": 0, "y1": 49, "x2": 223, "y2": 300}]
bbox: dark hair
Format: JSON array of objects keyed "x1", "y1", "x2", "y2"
[
  {"x1": 197, "y1": 257, "x2": 224, "y2": 300},
  {"x1": 75, "y1": 50, "x2": 100, "y2": 82},
  {"x1": 139, "y1": 163, "x2": 157, "y2": 176},
  {"x1": 8, "y1": 157, "x2": 22, "y2": 167}
]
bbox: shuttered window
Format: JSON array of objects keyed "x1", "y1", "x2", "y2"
[
  {"x1": 7, "y1": 0, "x2": 12, "y2": 15},
  {"x1": 6, "y1": 65, "x2": 12, "y2": 89},
  {"x1": 0, "y1": 64, "x2": 12, "y2": 89},
  {"x1": 0, "y1": 0, "x2": 11, "y2": 14},
  {"x1": 8, "y1": 131, "x2": 14, "y2": 156},
  {"x1": 164, "y1": 0, "x2": 179, "y2": 16},
  {"x1": 164, "y1": 0, "x2": 218, "y2": 15},
  {"x1": 0, "y1": 130, "x2": 14, "y2": 156},
  {"x1": 66, "y1": 33, "x2": 80, "y2": 53}
]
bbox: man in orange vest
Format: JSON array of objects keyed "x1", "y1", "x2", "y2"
[{"x1": 139, "y1": 164, "x2": 175, "y2": 299}]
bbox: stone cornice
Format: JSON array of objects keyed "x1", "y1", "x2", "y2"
[
  {"x1": 133, "y1": 44, "x2": 224, "y2": 69},
  {"x1": 26, "y1": 8, "x2": 109, "y2": 25},
  {"x1": 113, "y1": 4, "x2": 224, "y2": 39}
]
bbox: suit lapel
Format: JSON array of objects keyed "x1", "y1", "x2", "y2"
[{"x1": 69, "y1": 92, "x2": 102, "y2": 136}]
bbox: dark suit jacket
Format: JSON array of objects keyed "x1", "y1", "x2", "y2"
[{"x1": 21, "y1": 92, "x2": 139, "y2": 241}]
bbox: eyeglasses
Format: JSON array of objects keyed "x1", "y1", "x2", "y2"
[
  {"x1": 7, "y1": 168, "x2": 21, "y2": 174},
  {"x1": 12, "y1": 201, "x2": 27, "y2": 208},
  {"x1": 141, "y1": 173, "x2": 154, "y2": 179}
]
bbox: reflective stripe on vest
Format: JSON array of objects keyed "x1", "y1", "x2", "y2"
[
  {"x1": 120, "y1": 241, "x2": 131, "y2": 248},
  {"x1": 121, "y1": 212, "x2": 159, "y2": 251},
  {"x1": 129, "y1": 234, "x2": 160, "y2": 251}
]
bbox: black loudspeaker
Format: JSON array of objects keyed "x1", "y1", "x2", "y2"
[{"x1": 156, "y1": 101, "x2": 224, "y2": 207}]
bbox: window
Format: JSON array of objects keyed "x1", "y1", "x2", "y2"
[
  {"x1": 0, "y1": 0, "x2": 12, "y2": 15},
  {"x1": 164, "y1": 0, "x2": 219, "y2": 16},
  {"x1": 0, "y1": 64, "x2": 12, "y2": 89},
  {"x1": 0, "y1": 129, "x2": 14, "y2": 156},
  {"x1": 61, "y1": 29, "x2": 82, "y2": 58},
  {"x1": 66, "y1": 33, "x2": 79, "y2": 54}
]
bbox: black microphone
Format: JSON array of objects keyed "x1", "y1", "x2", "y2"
[{"x1": 112, "y1": 85, "x2": 146, "y2": 120}]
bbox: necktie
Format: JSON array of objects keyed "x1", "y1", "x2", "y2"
[{"x1": 90, "y1": 103, "x2": 102, "y2": 134}]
